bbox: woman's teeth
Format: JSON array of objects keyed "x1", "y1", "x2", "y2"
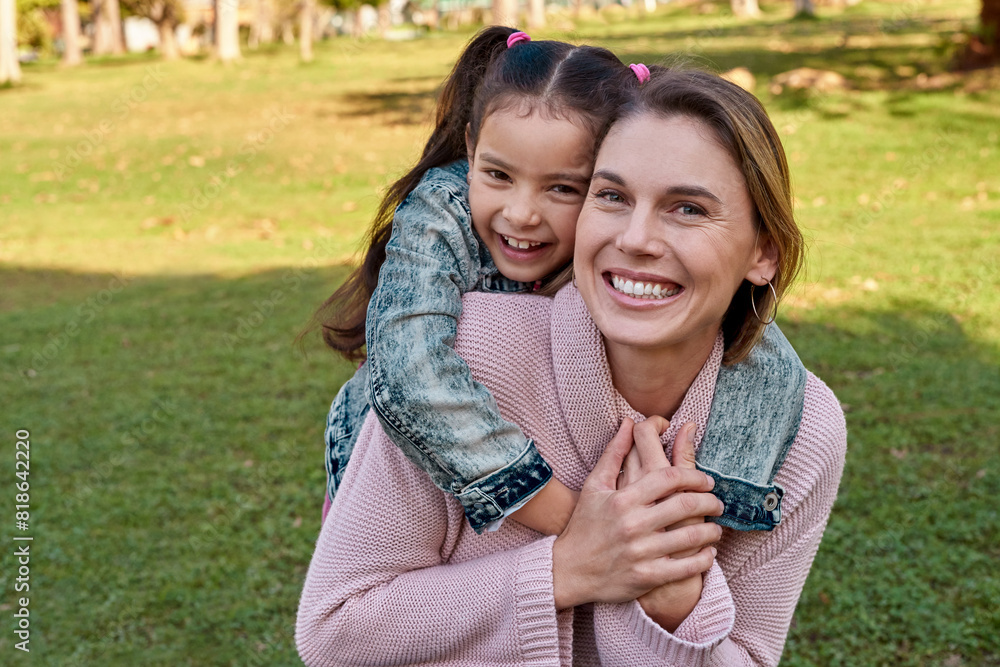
[
  {"x1": 502, "y1": 235, "x2": 542, "y2": 250},
  {"x1": 611, "y1": 274, "x2": 681, "y2": 299}
]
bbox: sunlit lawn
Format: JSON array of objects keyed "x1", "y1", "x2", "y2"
[{"x1": 1, "y1": 1, "x2": 998, "y2": 664}]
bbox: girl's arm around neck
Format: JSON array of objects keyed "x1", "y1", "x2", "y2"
[{"x1": 364, "y1": 169, "x2": 554, "y2": 534}]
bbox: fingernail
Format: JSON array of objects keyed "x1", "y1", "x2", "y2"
[
  {"x1": 710, "y1": 547, "x2": 717, "y2": 558},
  {"x1": 706, "y1": 474, "x2": 715, "y2": 488}
]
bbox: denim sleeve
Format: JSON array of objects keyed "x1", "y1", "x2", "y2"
[{"x1": 365, "y1": 175, "x2": 552, "y2": 533}]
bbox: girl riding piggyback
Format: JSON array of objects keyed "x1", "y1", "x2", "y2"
[{"x1": 315, "y1": 27, "x2": 641, "y2": 534}]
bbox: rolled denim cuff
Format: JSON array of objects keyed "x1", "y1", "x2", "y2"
[
  {"x1": 455, "y1": 440, "x2": 553, "y2": 534},
  {"x1": 698, "y1": 463, "x2": 784, "y2": 532}
]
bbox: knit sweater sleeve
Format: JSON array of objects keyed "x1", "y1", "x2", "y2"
[
  {"x1": 590, "y1": 373, "x2": 847, "y2": 666},
  {"x1": 295, "y1": 414, "x2": 564, "y2": 667}
]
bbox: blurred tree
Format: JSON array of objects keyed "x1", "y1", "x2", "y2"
[
  {"x1": 0, "y1": 0, "x2": 21, "y2": 83},
  {"x1": 61, "y1": 0, "x2": 82, "y2": 64},
  {"x1": 527, "y1": 0, "x2": 543, "y2": 28},
  {"x1": 976, "y1": 0, "x2": 999, "y2": 62},
  {"x1": 93, "y1": 0, "x2": 125, "y2": 54},
  {"x1": 731, "y1": 0, "x2": 760, "y2": 17},
  {"x1": 492, "y1": 0, "x2": 516, "y2": 26},
  {"x1": 122, "y1": 0, "x2": 183, "y2": 58},
  {"x1": 215, "y1": 0, "x2": 240, "y2": 61},
  {"x1": 299, "y1": 0, "x2": 312, "y2": 59},
  {"x1": 248, "y1": 0, "x2": 275, "y2": 47},
  {"x1": 793, "y1": 0, "x2": 815, "y2": 17}
]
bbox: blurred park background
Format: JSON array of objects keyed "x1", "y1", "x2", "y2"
[{"x1": 1, "y1": 0, "x2": 998, "y2": 664}]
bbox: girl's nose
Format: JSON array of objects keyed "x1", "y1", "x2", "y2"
[
  {"x1": 503, "y1": 194, "x2": 542, "y2": 228},
  {"x1": 615, "y1": 205, "x2": 665, "y2": 256}
]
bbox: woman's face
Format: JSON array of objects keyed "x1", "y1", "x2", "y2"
[{"x1": 575, "y1": 113, "x2": 776, "y2": 357}]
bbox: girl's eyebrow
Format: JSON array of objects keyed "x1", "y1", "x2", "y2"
[
  {"x1": 592, "y1": 169, "x2": 723, "y2": 204},
  {"x1": 480, "y1": 152, "x2": 590, "y2": 184}
]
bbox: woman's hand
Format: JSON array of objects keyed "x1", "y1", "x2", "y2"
[
  {"x1": 551, "y1": 418, "x2": 723, "y2": 611},
  {"x1": 626, "y1": 421, "x2": 721, "y2": 631}
]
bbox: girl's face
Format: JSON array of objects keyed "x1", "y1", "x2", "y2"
[
  {"x1": 575, "y1": 113, "x2": 777, "y2": 357},
  {"x1": 467, "y1": 108, "x2": 593, "y2": 284}
]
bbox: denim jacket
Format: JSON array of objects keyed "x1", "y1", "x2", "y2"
[
  {"x1": 326, "y1": 160, "x2": 808, "y2": 535},
  {"x1": 326, "y1": 161, "x2": 553, "y2": 533}
]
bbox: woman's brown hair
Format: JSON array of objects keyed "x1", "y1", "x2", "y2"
[
  {"x1": 310, "y1": 27, "x2": 633, "y2": 361},
  {"x1": 607, "y1": 67, "x2": 804, "y2": 364}
]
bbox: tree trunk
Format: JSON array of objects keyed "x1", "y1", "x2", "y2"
[
  {"x1": 794, "y1": 0, "x2": 815, "y2": 16},
  {"x1": 158, "y1": 20, "x2": 180, "y2": 59},
  {"x1": 216, "y1": 0, "x2": 241, "y2": 62},
  {"x1": 981, "y1": 0, "x2": 1000, "y2": 56},
  {"x1": 730, "y1": 0, "x2": 760, "y2": 18},
  {"x1": 94, "y1": 0, "x2": 126, "y2": 55},
  {"x1": 351, "y1": 6, "x2": 364, "y2": 37},
  {"x1": 0, "y1": 0, "x2": 20, "y2": 84},
  {"x1": 61, "y1": 0, "x2": 82, "y2": 65},
  {"x1": 492, "y1": 0, "x2": 518, "y2": 26},
  {"x1": 249, "y1": 0, "x2": 275, "y2": 48},
  {"x1": 642, "y1": 0, "x2": 656, "y2": 13},
  {"x1": 280, "y1": 19, "x2": 294, "y2": 44},
  {"x1": 299, "y1": 0, "x2": 313, "y2": 61},
  {"x1": 377, "y1": 2, "x2": 390, "y2": 38},
  {"x1": 527, "y1": 0, "x2": 544, "y2": 28}
]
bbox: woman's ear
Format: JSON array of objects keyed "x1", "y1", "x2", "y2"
[{"x1": 745, "y1": 232, "x2": 779, "y2": 285}]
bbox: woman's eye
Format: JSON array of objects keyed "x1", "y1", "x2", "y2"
[
  {"x1": 595, "y1": 189, "x2": 626, "y2": 204},
  {"x1": 678, "y1": 203, "x2": 706, "y2": 216}
]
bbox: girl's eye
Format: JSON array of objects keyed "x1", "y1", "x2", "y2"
[
  {"x1": 551, "y1": 184, "x2": 580, "y2": 195},
  {"x1": 487, "y1": 170, "x2": 511, "y2": 182}
]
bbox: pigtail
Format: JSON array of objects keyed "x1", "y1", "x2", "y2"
[{"x1": 307, "y1": 26, "x2": 516, "y2": 361}]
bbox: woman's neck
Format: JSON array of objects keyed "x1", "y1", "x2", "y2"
[{"x1": 604, "y1": 332, "x2": 719, "y2": 420}]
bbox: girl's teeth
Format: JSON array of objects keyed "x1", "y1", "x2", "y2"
[
  {"x1": 610, "y1": 274, "x2": 680, "y2": 300},
  {"x1": 503, "y1": 235, "x2": 541, "y2": 249}
]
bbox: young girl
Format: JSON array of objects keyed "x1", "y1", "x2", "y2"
[{"x1": 316, "y1": 27, "x2": 638, "y2": 534}]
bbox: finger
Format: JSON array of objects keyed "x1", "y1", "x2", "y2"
[
  {"x1": 590, "y1": 418, "x2": 635, "y2": 490},
  {"x1": 672, "y1": 422, "x2": 699, "y2": 470},
  {"x1": 624, "y1": 466, "x2": 716, "y2": 507},
  {"x1": 648, "y1": 522, "x2": 723, "y2": 559},
  {"x1": 619, "y1": 446, "x2": 642, "y2": 490},
  {"x1": 633, "y1": 417, "x2": 670, "y2": 471},
  {"x1": 643, "y1": 547, "x2": 716, "y2": 588},
  {"x1": 646, "y1": 491, "x2": 725, "y2": 531}
]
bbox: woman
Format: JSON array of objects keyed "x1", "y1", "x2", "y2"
[{"x1": 296, "y1": 68, "x2": 847, "y2": 666}]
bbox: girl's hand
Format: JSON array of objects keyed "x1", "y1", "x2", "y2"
[
  {"x1": 628, "y1": 421, "x2": 721, "y2": 631},
  {"x1": 551, "y1": 419, "x2": 722, "y2": 610}
]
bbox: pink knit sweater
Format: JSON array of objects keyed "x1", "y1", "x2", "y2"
[{"x1": 296, "y1": 287, "x2": 847, "y2": 666}]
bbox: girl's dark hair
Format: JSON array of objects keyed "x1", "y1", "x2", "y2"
[
  {"x1": 604, "y1": 67, "x2": 803, "y2": 365},
  {"x1": 312, "y1": 27, "x2": 633, "y2": 361}
]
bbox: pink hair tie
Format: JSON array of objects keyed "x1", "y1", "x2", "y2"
[
  {"x1": 507, "y1": 32, "x2": 531, "y2": 48},
  {"x1": 630, "y1": 63, "x2": 650, "y2": 85}
]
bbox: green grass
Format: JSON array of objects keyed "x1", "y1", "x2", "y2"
[{"x1": 1, "y1": 1, "x2": 999, "y2": 664}]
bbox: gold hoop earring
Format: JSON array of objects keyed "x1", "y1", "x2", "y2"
[{"x1": 751, "y1": 278, "x2": 778, "y2": 325}]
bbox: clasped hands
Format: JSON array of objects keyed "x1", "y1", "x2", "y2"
[{"x1": 551, "y1": 417, "x2": 724, "y2": 631}]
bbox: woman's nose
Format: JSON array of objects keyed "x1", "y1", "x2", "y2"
[{"x1": 615, "y1": 206, "x2": 664, "y2": 256}]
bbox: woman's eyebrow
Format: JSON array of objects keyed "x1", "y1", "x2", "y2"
[
  {"x1": 592, "y1": 171, "x2": 723, "y2": 205},
  {"x1": 664, "y1": 185, "x2": 723, "y2": 205},
  {"x1": 592, "y1": 169, "x2": 625, "y2": 185}
]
